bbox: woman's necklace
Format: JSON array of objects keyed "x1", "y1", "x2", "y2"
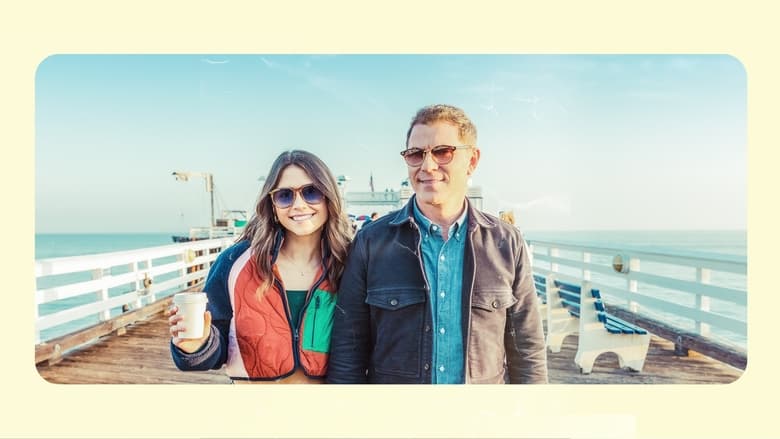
[{"x1": 279, "y1": 252, "x2": 319, "y2": 277}]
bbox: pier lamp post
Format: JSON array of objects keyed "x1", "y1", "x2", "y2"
[
  {"x1": 337, "y1": 175, "x2": 351, "y2": 201},
  {"x1": 172, "y1": 171, "x2": 215, "y2": 227}
]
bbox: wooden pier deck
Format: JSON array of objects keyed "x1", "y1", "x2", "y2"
[{"x1": 36, "y1": 311, "x2": 742, "y2": 384}]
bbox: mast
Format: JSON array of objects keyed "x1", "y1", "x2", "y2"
[{"x1": 172, "y1": 171, "x2": 215, "y2": 227}]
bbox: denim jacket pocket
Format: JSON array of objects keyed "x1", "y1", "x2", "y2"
[
  {"x1": 365, "y1": 288, "x2": 426, "y2": 310},
  {"x1": 365, "y1": 288, "x2": 427, "y2": 378}
]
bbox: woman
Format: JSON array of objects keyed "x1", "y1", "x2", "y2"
[{"x1": 169, "y1": 150, "x2": 352, "y2": 383}]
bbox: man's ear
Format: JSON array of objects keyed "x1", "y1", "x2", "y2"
[{"x1": 467, "y1": 147, "x2": 481, "y2": 176}]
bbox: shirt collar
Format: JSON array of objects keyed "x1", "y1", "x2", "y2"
[{"x1": 412, "y1": 199, "x2": 468, "y2": 241}]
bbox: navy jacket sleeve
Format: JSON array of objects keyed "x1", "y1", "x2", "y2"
[
  {"x1": 170, "y1": 242, "x2": 243, "y2": 371},
  {"x1": 326, "y1": 235, "x2": 371, "y2": 383}
]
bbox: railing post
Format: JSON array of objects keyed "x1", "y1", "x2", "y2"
[
  {"x1": 550, "y1": 247, "x2": 559, "y2": 274},
  {"x1": 697, "y1": 267, "x2": 712, "y2": 336},
  {"x1": 582, "y1": 251, "x2": 591, "y2": 281},
  {"x1": 178, "y1": 249, "x2": 187, "y2": 291},
  {"x1": 92, "y1": 267, "x2": 111, "y2": 321},
  {"x1": 528, "y1": 243, "x2": 534, "y2": 267},
  {"x1": 628, "y1": 257, "x2": 640, "y2": 312},
  {"x1": 131, "y1": 261, "x2": 143, "y2": 309},
  {"x1": 146, "y1": 258, "x2": 156, "y2": 302},
  {"x1": 34, "y1": 296, "x2": 40, "y2": 344}
]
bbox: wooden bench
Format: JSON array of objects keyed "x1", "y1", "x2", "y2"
[{"x1": 534, "y1": 274, "x2": 651, "y2": 374}]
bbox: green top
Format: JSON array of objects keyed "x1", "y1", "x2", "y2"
[{"x1": 286, "y1": 289, "x2": 307, "y2": 324}]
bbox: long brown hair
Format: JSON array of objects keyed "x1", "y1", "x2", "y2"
[{"x1": 238, "y1": 150, "x2": 352, "y2": 294}]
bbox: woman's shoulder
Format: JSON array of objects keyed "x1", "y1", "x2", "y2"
[{"x1": 213, "y1": 239, "x2": 252, "y2": 265}]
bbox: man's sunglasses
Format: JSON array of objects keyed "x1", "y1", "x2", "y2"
[
  {"x1": 400, "y1": 145, "x2": 473, "y2": 167},
  {"x1": 269, "y1": 184, "x2": 325, "y2": 209}
]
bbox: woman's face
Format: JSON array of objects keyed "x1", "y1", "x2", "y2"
[{"x1": 271, "y1": 165, "x2": 329, "y2": 238}]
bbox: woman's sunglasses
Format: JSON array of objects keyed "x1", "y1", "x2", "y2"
[
  {"x1": 400, "y1": 144, "x2": 473, "y2": 167},
  {"x1": 269, "y1": 184, "x2": 326, "y2": 209}
]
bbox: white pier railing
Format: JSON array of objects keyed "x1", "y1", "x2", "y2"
[
  {"x1": 34, "y1": 238, "x2": 235, "y2": 344},
  {"x1": 527, "y1": 239, "x2": 747, "y2": 355}
]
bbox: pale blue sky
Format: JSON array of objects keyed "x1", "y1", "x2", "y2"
[{"x1": 35, "y1": 55, "x2": 746, "y2": 233}]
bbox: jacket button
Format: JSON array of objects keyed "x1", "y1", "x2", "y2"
[
  {"x1": 424, "y1": 325, "x2": 431, "y2": 332},
  {"x1": 390, "y1": 299, "x2": 398, "y2": 306},
  {"x1": 423, "y1": 363, "x2": 430, "y2": 370},
  {"x1": 492, "y1": 300, "x2": 500, "y2": 308}
]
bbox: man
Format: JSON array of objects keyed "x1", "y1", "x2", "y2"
[{"x1": 327, "y1": 104, "x2": 547, "y2": 384}]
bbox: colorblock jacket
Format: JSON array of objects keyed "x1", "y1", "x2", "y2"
[
  {"x1": 327, "y1": 197, "x2": 548, "y2": 384},
  {"x1": 170, "y1": 237, "x2": 337, "y2": 381}
]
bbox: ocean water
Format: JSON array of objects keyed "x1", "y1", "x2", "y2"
[
  {"x1": 524, "y1": 229, "x2": 746, "y2": 257},
  {"x1": 36, "y1": 230, "x2": 747, "y2": 261},
  {"x1": 35, "y1": 233, "x2": 177, "y2": 259}
]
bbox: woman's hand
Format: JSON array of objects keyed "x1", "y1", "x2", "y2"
[{"x1": 168, "y1": 305, "x2": 212, "y2": 354}]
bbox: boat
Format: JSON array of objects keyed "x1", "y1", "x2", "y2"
[
  {"x1": 171, "y1": 209, "x2": 248, "y2": 242},
  {"x1": 169, "y1": 171, "x2": 248, "y2": 242}
]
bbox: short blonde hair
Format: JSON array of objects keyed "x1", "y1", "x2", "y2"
[
  {"x1": 405, "y1": 104, "x2": 477, "y2": 147},
  {"x1": 499, "y1": 210, "x2": 515, "y2": 225}
]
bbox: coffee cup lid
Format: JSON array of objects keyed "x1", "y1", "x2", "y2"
[{"x1": 173, "y1": 292, "x2": 208, "y2": 304}]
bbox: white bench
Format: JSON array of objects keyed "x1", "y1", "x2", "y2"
[{"x1": 535, "y1": 274, "x2": 651, "y2": 374}]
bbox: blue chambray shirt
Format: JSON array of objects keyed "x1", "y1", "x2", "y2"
[{"x1": 412, "y1": 200, "x2": 468, "y2": 384}]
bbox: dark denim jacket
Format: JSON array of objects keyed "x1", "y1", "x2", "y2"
[{"x1": 327, "y1": 197, "x2": 548, "y2": 384}]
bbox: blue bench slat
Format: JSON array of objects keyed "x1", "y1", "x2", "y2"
[
  {"x1": 602, "y1": 314, "x2": 636, "y2": 334},
  {"x1": 605, "y1": 314, "x2": 648, "y2": 335},
  {"x1": 598, "y1": 313, "x2": 629, "y2": 333},
  {"x1": 554, "y1": 280, "x2": 581, "y2": 294},
  {"x1": 604, "y1": 324, "x2": 624, "y2": 334},
  {"x1": 558, "y1": 289, "x2": 580, "y2": 303},
  {"x1": 598, "y1": 312, "x2": 647, "y2": 334},
  {"x1": 560, "y1": 299, "x2": 580, "y2": 317}
]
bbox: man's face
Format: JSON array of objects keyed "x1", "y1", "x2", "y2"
[{"x1": 405, "y1": 121, "x2": 480, "y2": 210}]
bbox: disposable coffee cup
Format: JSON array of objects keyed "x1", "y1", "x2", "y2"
[{"x1": 173, "y1": 292, "x2": 208, "y2": 339}]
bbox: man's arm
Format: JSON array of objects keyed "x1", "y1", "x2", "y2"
[
  {"x1": 505, "y1": 238, "x2": 548, "y2": 383},
  {"x1": 327, "y1": 236, "x2": 371, "y2": 383}
]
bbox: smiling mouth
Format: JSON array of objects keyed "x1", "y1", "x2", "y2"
[{"x1": 290, "y1": 214, "x2": 315, "y2": 222}]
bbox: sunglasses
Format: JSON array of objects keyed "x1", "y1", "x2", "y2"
[
  {"x1": 269, "y1": 184, "x2": 325, "y2": 209},
  {"x1": 400, "y1": 145, "x2": 473, "y2": 167}
]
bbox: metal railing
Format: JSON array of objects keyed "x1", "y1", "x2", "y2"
[
  {"x1": 527, "y1": 239, "x2": 747, "y2": 351},
  {"x1": 34, "y1": 237, "x2": 235, "y2": 344}
]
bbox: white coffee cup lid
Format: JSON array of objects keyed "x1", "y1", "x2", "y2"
[{"x1": 173, "y1": 292, "x2": 208, "y2": 304}]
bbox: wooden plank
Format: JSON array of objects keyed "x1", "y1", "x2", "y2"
[
  {"x1": 36, "y1": 312, "x2": 744, "y2": 385},
  {"x1": 36, "y1": 295, "x2": 174, "y2": 364},
  {"x1": 605, "y1": 304, "x2": 747, "y2": 370},
  {"x1": 36, "y1": 314, "x2": 230, "y2": 384}
]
